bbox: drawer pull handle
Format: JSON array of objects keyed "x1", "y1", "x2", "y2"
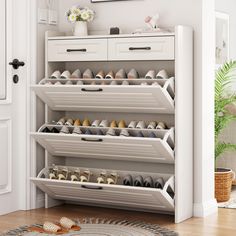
[
  {"x1": 82, "y1": 138, "x2": 103, "y2": 142},
  {"x1": 82, "y1": 185, "x2": 103, "y2": 190},
  {"x1": 81, "y1": 88, "x2": 103, "y2": 92},
  {"x1": 66, "y1": 49, "x2": 87, "y2": 52},
  {"x1": 129, "y1": 47, "x2": 151, "y2": 51}
]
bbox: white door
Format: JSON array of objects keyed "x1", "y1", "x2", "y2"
[{"x1": 0, "y1": 0, "x2": 28, "y2": 215}]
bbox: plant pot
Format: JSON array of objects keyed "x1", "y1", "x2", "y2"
[
  {"x1": 215, "y1": 168, "x2": 234, "y2": 202},
  {"x1": 73, "y1": 21, "x2": 88, "y2": 37}
]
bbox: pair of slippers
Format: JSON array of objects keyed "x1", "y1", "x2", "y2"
[
  {"x1": 123, "y1": 175, "x2": 165, "y2": 189},
  {"x1": 28, "y1": 217, "x2": 80, "y2": 234}
]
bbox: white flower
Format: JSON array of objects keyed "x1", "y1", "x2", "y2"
[
  {"x1": 68, "y1": 13, "x2": 77, "y2": 23},
  {"x1": 72, "y1": 8, "x2": 81, "y2": 16},
  {"x1": 81, "y1": 10, "x2": 90, "y2": 21}
]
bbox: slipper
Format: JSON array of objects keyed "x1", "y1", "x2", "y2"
[
  {"x1": 106, "y1": 172, "x2": 118, "y2": 184},
  {"x1": 61, "y1": 70, "x2": 71, "y2": 79},
  {"x1": 136, "y1": 121, "x2": 146, "y2": 129},
  {"x1": 92, "y1": 120, "x2": 101, "y2": 127},
  {"x1": 127, "y1": 69, "x2": 139, "y2": 79},
  {"x1": 97, "y1": 171, "x2": 107, "y2": 184},
  {"x1": 106, "y1": 128, "x2": 116, "y2": 136},
  {"x1": 156, "y1": 122, "x2": 166, "y2": 130},
  {"x1": 118, "y1": 120, "x2": 126, "y2": 128},
  {"x1": 83, "y1": 69, "x2": 94, "y2": 79},
  {"x1": 147, "y1": 121, "x2": 157, "y2": 129},
  {"x1": 50, "y1": 70, "x2": 61, "y2": 79},
  {"x1": 71, "y1": 69, "x2": 82, "y2": 79},
  {"x1": 41, "y1": 127, "x2": 51, "y2": 133},
  {"x1": 105, "y1": 71, "x2": 115, "y2": 79},
  {"x1": 99, "y1": 120, "x2": 109, "y2": 128},
  {"x1": 65, "y1": 118, "x2": 74, "y2": 126},
  {"x1": 154, "y1": 177, "x2": 165, "y2": 189},
  {"x1": 95, "y1": 70, "x2": 105, "y2": 79},
  {"x1": 156, "y1": 69, "x2": 169, "y2": 79},
  {"x1": 120, "y1": 129, "x2": 130, "y2": 137},
  {"x1": 144, "y1": 176, "x2": 154, "y2": 188},
  {"x1": 69, "y1": 169, "x2": 80, "y2": 181},
  {"x1": 79, "y1": 170, "x2": 91, "y2": 182},
  {"x1": 128, "y1": 121, "x2": 137, "y2": 129},
  {"x1": 49, "y1": 167, "x2": 57, "y2": 180},
  {"x1": 58, "y1": 167, "x2": 68, "y2": 180},
  {"x1": 59, "y1": 217, "x2": 81, "y2": 231},
  {"x1": 83, "y1": 119, "x2": 91, "y2": 127},
  {"x1": 110, "y1": 120, "x2": 118, "y2": 128},
  {"x1": 28, "y1": 222, "x2": 67, "y2": 234},
  {"x1": 123, "y1": 175, "x2": 133, "y2": 186},
  {"x1": 134, "y1": 175, "x2": 144, "y2": 187},
  {"x1": 115, "y1": 69, "x2": 127, "y2": 79},
  {"x1": 51, "y1": 127, "x2": 60, "y2": 133},
  {"x1": 57, "y1": 117, "x2": 67, "y2": 126},
  {"x1": 74, "y1": 119, "x2": 82, "y2": 126},
  {"x1": 60, "y1": 126, "x2": 70, "y2": 134},
  {"x1": 145, "y1": 70, "x2": 155, "y2": 79}
]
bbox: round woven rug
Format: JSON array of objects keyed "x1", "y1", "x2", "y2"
[{"x1": 2, "y1": 219, "x2": 178, "y2": 236}]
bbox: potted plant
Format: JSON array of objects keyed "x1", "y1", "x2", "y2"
[
  {"x1": 215, "y1": 60, "x2": 236, "y2": 202},
  {"x1": 66, "y1": 6, "x2": 95, "y2": 36}
]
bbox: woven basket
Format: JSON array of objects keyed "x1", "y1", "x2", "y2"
[{"x1": 215, "y1": 168, "x2": 234, "y2": 202}]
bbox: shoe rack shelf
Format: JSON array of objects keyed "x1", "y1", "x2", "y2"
[
  {"x1": 31, "y1": 78, "x2": 174, "y2": 113},
  {"x1": 30, "y1": 26, "x2": 193, "y2": 223},
  {"x1": 31, "y1": 127, "x2": 174, "y2": 164},
  {"x1": 31, "y1": 166, "x2": 175, "y2": 213}
]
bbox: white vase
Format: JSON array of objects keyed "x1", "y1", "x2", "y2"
[{"x1": 73, "y1": 21, "x2": 88, "y2": 37}]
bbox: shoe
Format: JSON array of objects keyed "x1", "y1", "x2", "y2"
[
  {"x1": 85, "y1": 129, "x2": 92, "y2": 135},
  {"x1": 97, "y1": 130, "x2": 104, "y2": 136},
  {"x1": 105, "y1": 71, "x2": 115, "y2": 79},
  {"x1": 137, "y1": 131, "x2": 144, "y2": 137},
  {"x1": 106, "y1": 128, "x2": 116, "y2": 136},
  {"x1": 152, "y1": 82, "x2": 159, "y2": 86},
  {"x1": 54, "y1": 81, "x2": 62, "y2": 85},
  {"x1": 118, "y1": 120, "x2": 126, "y2": 128},
  {"x1": 123, "y1": 175, "x2": 133, "y2": 186},
  {"x1": 149, "y1": 132, "x2": 156, "y2": 138},
  {"x1": 127, "y1": 69, "x2": 139, "y2": 79},
  {"x1": 82, "y1": 119, "x2": 91, "y2": 127},
  {"x1": 147, "y1": 121, "x2": 157, "y2": 129},
  {"x1": 145, "y1": 70, "x2": 155, "y2": 79},
  {"x1": 128, "y1": 121, "x2": 137, "y2": 129},
  {"x1": 134, "y1": 176, "x2": 144, "y2": 187},
  {"x1": 156, "y1": 122, "x2": 166, "y2": 130},
  {"x1": 61, "y1": 70, "x2": 71, "y2": 79},
  {"x1": 57, "y1": 117, "x2": 67, "y2": 125},
  {"x1": 59, "y1": 217, "x2": 80, "y2": 231},
  {"x1": 45, "y1": 81, "x2": 53, "y2": 85},
  {"x1": 57, "y1": 167, "x2": 68, "y2": 180},
  {"x1": 69, "y1": 169, "x2": 80, "y2": 181},
  {"x1": 97, "y1": 171, "x2": 107, "y2": 184},
  {"x1": 74, "y1": 119, "x2": 82, "y2": 126},
  {"x1": 50, "y1": 70, "x2": 61, "y2": 79},
  {"x1": 154, "y1": 177, "x2": 164, "y2": 189},
  {"x1": 115, "y1": 69, "x2": 127, "y2": 79},
  {"x1": 156, "y1": 69, "x2": 169, "y2": 79},
  {"x1": 95, "y1": 70, "x2": 105, "y2": 79},
  {"x1": 51, "y1": 127, "x2": 60, "y2": 133},
  {"x1": 120, "y1": 129, "x2": 130, "y2": 137},
  {"x1": 144, "y1": 176, "x2": 154, "y2": 188},
  {"x1": 65, "y1": 118, "x2": 74, "y2": 126},
  {"x1": 66, "y1": 80, "x2": 73, "y2": 85},
  {"x1": 79, "y1": 170, "x2": 91, "y2": 182},
  {"x1": 136, "y1": 121, "x2": 146, "y2": 129},
  {"x1": 83, "y1": 69, "x2": 94, "y2": 79},
  {"x1": 99, "y1": 120, "x2": 109, "y2": 128},
  {"x1": 106, "y1": 172, "x2": 118, "y2": 184},
  {"x1": 49, "y1": 167, "x2": 57, "y2": 179},
  {"x1": 41, "y1": 127, "x2": 51, "y2": 133},
  {"x1": 60, "y1": 126, "x2": 70, "y2": 134},
  {"x1": 71, "y1": 69, "x2": 82, "y2": 79},
  {"x1": 110, "y1": 80, "x2": 118, "y2": 85},
  {"x1": 110, "y1": 120, "x2": 118, "y2": 128},
  {"x1": 72, "y1": 127, "x2": 83, "y2": 135},
  {"x1": 121, "y1": 81, "x2": 129, "y2": 86},
  {"x1": 91, "y1": 120, "x2": 100, "y2": 127},
  {"x1": 77, "y1": 80, "x2": 84, "y2": 85}
]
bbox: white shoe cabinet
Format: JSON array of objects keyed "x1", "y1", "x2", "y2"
[{"x1": 30, "y1": 26, "x2": 193, "y2": 223}]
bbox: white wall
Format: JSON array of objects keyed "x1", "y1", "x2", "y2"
[{"x1": 34, "y1": 0, "x2": 217, "y2": 217}]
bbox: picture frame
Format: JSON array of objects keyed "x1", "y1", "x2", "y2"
[
  {"x1": 91, "y1": 0, "x2": 129, "y2": 2},
  {"x1": 215, "y1": 12, "x2": 230, "y2": 65}
]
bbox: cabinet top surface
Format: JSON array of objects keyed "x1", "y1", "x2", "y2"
[{"x1": 48, "y1": 32, "x2": 175, "y2": 40}]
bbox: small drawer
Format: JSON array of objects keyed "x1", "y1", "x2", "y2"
[
  {"x1": 108, "y1": 36, "x2": 175, "y2": 61},
  {"x1": 48, "y1": 39, "x2": 108, "y2": 62}
]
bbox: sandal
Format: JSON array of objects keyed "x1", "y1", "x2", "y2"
[
  {"x1": 59, "y1": 217, "x2": 81, "y2": 231},
  {"x1": 79, "y1": 170, "x2": 91, "y2": 182},
  {"x1": 97, "y1": 171, "x2": 107, "y2": 184},
  {"x1": 106, "y1": 172, "x2": 118, "y2": 185},
  {"x1": 57, "y1": 167, "x2": 68, "y2": 180},
  {"x1": 69, "y1": 168, "x2": 80, "y2": 181}
]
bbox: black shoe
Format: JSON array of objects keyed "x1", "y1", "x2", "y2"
[
  {"x1": 123, "y1": 175, "x2": 133, "y2": 186},
  {"x1": 144, "y1": 176, "x2": 154, "y2": 188},
  {"x1": 134, "y1": 175, "x2": 144, "y2": 187},
  {"x1": 154, "y1": 177, "x2": 164, "y2": 189},
  {"x1": 51, "y1": 127, "x2": 60, "y2": 133},
  {"x1": 41, "y1": 127, "x2": 51, "y2": 133}
]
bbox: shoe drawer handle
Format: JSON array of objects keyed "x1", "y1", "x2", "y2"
[
  {"x1": 82, "y1": 185, "x2": 103, "y2": 190},
  {"x1": 129, "y1": 47, "x2": 151, "y2": 51},
  {"x1": 66, "y1": 49, "x2": 87, "y2": 52},
  {"x1": 81, "y1": 88, "x2": 103, "y2": 92},
  {"x1": 82, "y1": 138, "x2": 103, "y2": 142}
]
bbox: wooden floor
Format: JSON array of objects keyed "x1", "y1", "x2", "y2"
[{"x1": 0, "y1": 205, "x2": 235, "y2": 236}]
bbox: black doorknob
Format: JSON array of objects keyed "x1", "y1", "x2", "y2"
[{"x1": 9, "y1": 59, "x2": 25, "y2": 69}]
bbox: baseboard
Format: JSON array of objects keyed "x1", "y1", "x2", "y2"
[{"x1": 193, "y1": 198, "x2": 218, "y2": 217}]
